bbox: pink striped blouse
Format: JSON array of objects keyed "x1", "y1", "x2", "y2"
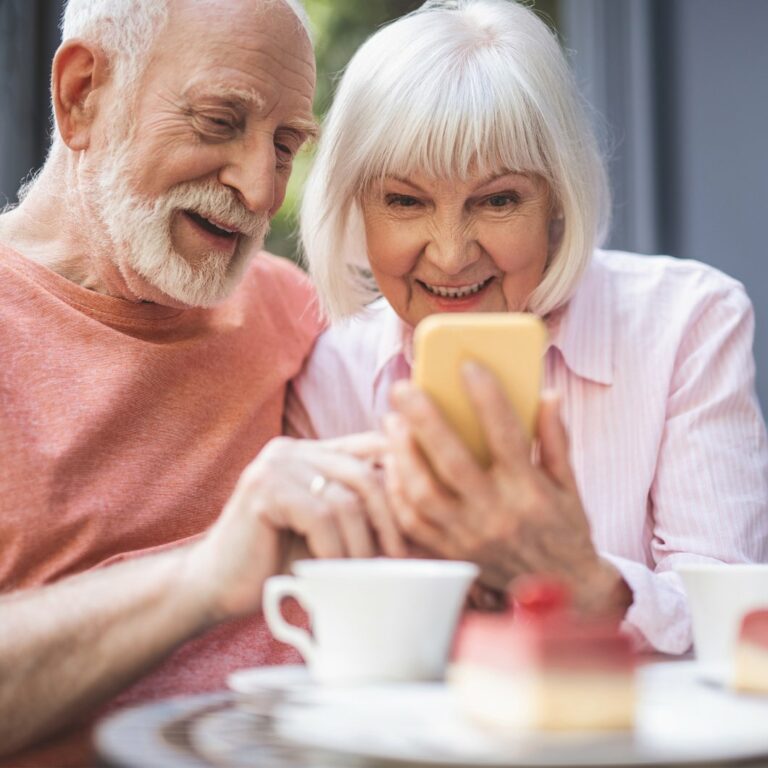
[{"x1": 286, "y1": 250, "x2": 768, "y2": 653}]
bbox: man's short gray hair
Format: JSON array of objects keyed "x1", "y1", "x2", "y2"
[
  {"x1": 301, "y1": 0, "x2": 610, "y2": 322},
  {"x1": 60, "y1": 0, "x2": 310, "y2": 99},
  {"x1": 60, "y1": 0, "x2": 170, "y2": 109}
]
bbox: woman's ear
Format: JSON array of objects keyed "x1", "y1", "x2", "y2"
[
  {"x1": 51, "y1": 39, "x2": 111, "y2": 151},
  {"x1": 548, "y1": 211, "x2": 564, "y2": 258}
]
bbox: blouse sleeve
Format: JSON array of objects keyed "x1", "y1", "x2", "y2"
[
  {"x1": 282, "y1": 327, "x2": 381, "y2": 441},
  {"x1": 610, "y1": 282, "x2": 768, "y2": 653}
]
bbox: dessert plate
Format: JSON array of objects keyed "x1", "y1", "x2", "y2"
[
  {"x1": 228, "y1": 664, "x2": 310, "y2": 696},
  {"x1": 231, "y1": 662, "x2": 768, "y2": 766}
]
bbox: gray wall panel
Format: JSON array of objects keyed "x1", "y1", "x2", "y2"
[
  {"x1": 563, "y1": 0, "x2": 768, "y2": 412},
  {"x1": 0, "y1": 0, "x2": 63, "y2": 206},
  {"x1": 667, "y1": 0, "x2": 768, "y2": 410}
]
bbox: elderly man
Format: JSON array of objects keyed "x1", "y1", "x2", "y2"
[{"x1": 0, "y1": 0, "x2": 401, "y2": 764}]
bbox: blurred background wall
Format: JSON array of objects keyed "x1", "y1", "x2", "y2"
[{"x1": 1, "y1": 0, "x2": 765, "y2": 411}]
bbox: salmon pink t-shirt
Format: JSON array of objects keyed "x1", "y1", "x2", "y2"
[{"x1": 0, "y1": 244, "x2": 323, "y2": 766}]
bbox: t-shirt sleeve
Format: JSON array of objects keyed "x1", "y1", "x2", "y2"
[{"x1": 270, "y1": 255, "x2": 325, "y2": 350}]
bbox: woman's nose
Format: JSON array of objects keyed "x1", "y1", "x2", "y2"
[{"x1": 423, "y1": 227, "x2": 481, "y2": 276}]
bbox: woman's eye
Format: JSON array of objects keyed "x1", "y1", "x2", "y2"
[
  {"x1": 485, "y1": 193, "x2": 519, "y2": 208},
  {"x1": 385, "y1": 194, "x2": 420, "y2": 208}
]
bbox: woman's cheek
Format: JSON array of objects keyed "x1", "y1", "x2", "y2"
[
  {"x1": 485, "y1": 222, "x2": 550, "y2": 273},
  {"x1": 369, "y1": 226, "x2": 422, "y2": 278}
]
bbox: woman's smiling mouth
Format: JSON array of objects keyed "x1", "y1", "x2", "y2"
[{"x1": 417, "y1": 276, "x2": 494, "y2": 298}]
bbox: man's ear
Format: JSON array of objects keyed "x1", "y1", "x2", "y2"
[{"x1": 51, "y1": 39, "x2": 111, "y2": 151}]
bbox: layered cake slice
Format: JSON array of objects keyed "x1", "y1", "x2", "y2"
[
  {"x1": 449, "y1": 578, "x2": 635, "y2": 732},
  {"x1": 733, "y1": 609, "x2": 768, "y2": 693}
]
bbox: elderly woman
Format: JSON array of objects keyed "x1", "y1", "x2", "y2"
[{"x1": 287, "y1": 0, "x2": 768, "y2": 653}]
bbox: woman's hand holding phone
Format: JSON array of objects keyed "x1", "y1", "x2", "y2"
[{"x1": 385, "y1": 316, "x2": 632, "y2": 617}]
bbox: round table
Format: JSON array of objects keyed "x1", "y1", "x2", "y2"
[
  {"x1": 94, "y1": 689, "x2": 373, "y2": 768},
  {"x1": 93, "y1": 659, "x2": 768, "y2": 768}
]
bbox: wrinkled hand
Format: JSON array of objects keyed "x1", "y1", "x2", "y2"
[
  {"x1": 185, "y1": 433, "x2": 407, "y2": 622},
  {"x1": 384, "y1": 363, "x2": 631, "y2": 616}
]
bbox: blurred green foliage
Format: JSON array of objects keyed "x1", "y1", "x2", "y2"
[{"x1": 265, "y1": 0, "x2": 560, "y2": 264}]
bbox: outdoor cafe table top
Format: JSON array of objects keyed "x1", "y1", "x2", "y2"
[
  {"x1": 94, "y1": 689, "x2": 372, "y2": 768},
  {"x1": 94, "y1": 653, "x2": 768, "y2": 768}
]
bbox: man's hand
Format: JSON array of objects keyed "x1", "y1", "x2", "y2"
[
  {"x1": 384, "y1": 364, "x2": 632, "y2": 617},
  {"x1": 0, "y1": 432, "x2": 406, "y2": 757},
  {"x1": 183, "y1": 432, "x2": 408, "y2": 623}
]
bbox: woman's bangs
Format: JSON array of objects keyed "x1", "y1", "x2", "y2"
[{"x1": 359, "y1": 55, "x2": 551, "y2": 185}]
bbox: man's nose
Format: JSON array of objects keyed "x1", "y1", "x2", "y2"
[
  {"x1": 218, "y1": 141, "x2": 276, "y2": 215},
  {"x1": 424, "y1": 225, "x2": 480, "y2": 276}
]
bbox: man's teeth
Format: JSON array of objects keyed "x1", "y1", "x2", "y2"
[
  {"x1": 192, "y1": 211, "x2": 237, "y2": 235},
  {"x1": 203, "y1": 216, "x2": 237, "y2": 234},
  {"x1": 422, "y1": 279, "x2": 489, "y2": 298}
]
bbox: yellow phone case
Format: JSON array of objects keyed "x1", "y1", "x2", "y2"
[{"x1": 412, "y1": 313, "x2": 546, "y2": 467}]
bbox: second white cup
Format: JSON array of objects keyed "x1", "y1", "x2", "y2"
[
  {"x1": 263, "y1": 558, "x2": 478, "y2": 684},
  {"x1": 677, "y1": 562, "x2": 768, "y2": 683}
]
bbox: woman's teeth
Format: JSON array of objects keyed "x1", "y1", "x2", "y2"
[{"x1": 421, "y1": 278, "x2": 490, "y2": 298}]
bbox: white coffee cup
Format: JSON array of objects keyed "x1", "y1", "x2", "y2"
[
  {"x1": 263, "y1": 558, "x2": 478, "y2": 684},
  {"x1": 677, "y1": 563, "x2": 768, "y2": 683}
]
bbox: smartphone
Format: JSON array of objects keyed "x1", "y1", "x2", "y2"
[{"x1": 412, "y1": 313, "x2": 546, "y2": 468}]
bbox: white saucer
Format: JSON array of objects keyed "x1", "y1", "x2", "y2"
[
  {"x1": 248, "y1": 661, "x2": 768, "y2": 767},
  {"x1": 694, "y1": 661, "x2": 730, "y2": 686},
  {"x1": 227, "y1": 664, "x2": 310, "y2": 697}
]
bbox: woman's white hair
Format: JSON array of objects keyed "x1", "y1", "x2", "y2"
[{"x1": 301, "y1": 0, "x2": 610, "y2": 321}]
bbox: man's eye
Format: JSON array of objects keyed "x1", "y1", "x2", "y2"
[
  {"x1": 274, "y1": 143, "x2": 295, "y2": 167},
  {"x1": 198, "y1": 114, "x2": 237, "y2": 134},
  {"x1": 385, "y1": 194, "x2": 420, "y2": 208}
]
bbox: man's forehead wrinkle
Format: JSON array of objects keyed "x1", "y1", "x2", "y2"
[
  {"x1": 173, "y1": 43, "x2": 315, "y2": 94},
  {"x1": 216, "y1": 38, "x2": 315, "y2": 90},
  {"x1": 184, "y1": 83, "x2": 267, "y2": 110},
  {"x1": 184, "y1": 72, "x2": 313, "y2": 114},
  {"x1": 166, "y1": 4, "x2": 315, "y2": 86}
]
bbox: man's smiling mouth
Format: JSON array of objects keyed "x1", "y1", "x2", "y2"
[
  {"x1": 183, "y1": 210, "x2": 239, "y2": 239},
  {"x1": 417, "y1": 276, "x2": 494, "y2": 298}
]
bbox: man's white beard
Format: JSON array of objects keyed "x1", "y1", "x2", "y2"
[{"x1": 91, "y1": 143, "x2": 270, "y2": 307}]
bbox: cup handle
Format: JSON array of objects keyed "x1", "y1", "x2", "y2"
[{"x1": 263, "y1": 575, "x2": 316, "y2": 666}]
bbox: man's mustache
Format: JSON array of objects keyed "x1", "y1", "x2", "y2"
[{"x1": 158, "y1": 181, "x2": 269, "y2": 240}]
